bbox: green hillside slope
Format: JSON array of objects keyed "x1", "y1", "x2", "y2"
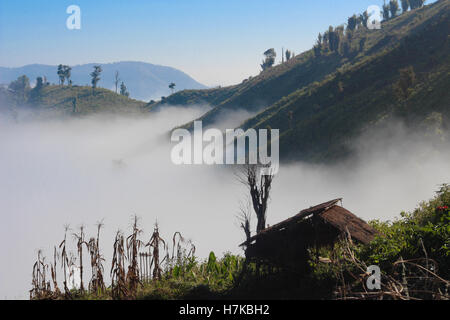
[
  {"x1": 242, "y1": 1, "x2": 450, "y2": 162},
  {"x1": 0, "y1": 84, "x2": 147, "y2": 116},
  {"x1": 159, "y1": 0, "x2": 449, "y2": 162},
  {"x1": 150, "y1": 42, "x2": 347, "y2": 122},
  {"x1": 0, "y1": 61, "x2": 207, "y2": 101}
]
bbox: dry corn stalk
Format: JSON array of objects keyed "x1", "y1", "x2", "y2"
[
  {"x1": 172, "y1": 232, "x2": 185, "y2": 264},
  {"x1": 31, "y1": 217, "x2": 199, "y2": 300},
  {"x1": 147, "y1": 223, "x2": 166, "y2": 280},
  {"x1": 88, "y1": 222, "x2": 105, "y2": 295},
  {"x1": 59, "y1": 225, "x2": 71, "y2": 297},
  {"x1": 111, "y1": 230, "x2": 128, "y2": 299},
  {"x1": 126, "y1": 216, "x2": 144, "y2": 296},
  {"x1": 50, "y1": 246, "x2": 60, "y2": 295},
  {"x1": 73, "y1": 225, "x2": 88, "y2": 293},
  {"x1": 187, "y1": 239, "x2": 196, "y2": 258},
  {"x1": 30, "y1": 250, "x2": 51, "y2": 299}
]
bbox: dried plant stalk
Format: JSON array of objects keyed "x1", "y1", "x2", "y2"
[
  {"x1": 111, "y1": 230, "x2": 128, "y2": 299},
  {"x1": 59, "y1": 225, "x2": 71, "y2": 297},
  {"x1": 126, "y1": 216, "x2": 144, "y2": 296},
  {"x1": 147, "y1": 223, "x2": 166, "y2": 280},
  {"x1": 73, "y1": 225, "x2": 88, "y2": 293},
  {"x1": 88, "y1": 222, "x2": 105, "y2": 295}
]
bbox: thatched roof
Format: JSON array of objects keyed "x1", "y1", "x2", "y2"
[
  {"x1": 241, "y1": 199, "x2": 377, "y2": 248},
  {"x1": 318, "y1": 205, "x2": 378, "y2": 244}
]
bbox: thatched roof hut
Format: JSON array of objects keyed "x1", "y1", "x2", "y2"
[{"x1": 240, "y1": 199, "x2": 378, "y2": 270}]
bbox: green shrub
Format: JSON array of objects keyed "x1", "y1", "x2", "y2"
[{"x1": 360, "y1": 184, "x2": 450, "y2": 278}]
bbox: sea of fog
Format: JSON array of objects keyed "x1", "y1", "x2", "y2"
[{"x1": 0, "y1": 106, "x2": 449, "y2": 299}]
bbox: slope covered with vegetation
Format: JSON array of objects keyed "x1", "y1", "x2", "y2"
[
  {"x1": 242, "y1": 0, "x2": 450, "y2": 162},
  {"x1": 0, "y1": 84, "x2": 147, "y2": 116},
  {"x1": 0, "y1": 61, "x2": 207, "y2": 101},
  {"x1": 30, "y1": 185, "x2": 450, "y2": 300},
  {"x1": 155, "y1": 0, "x2": 449, "y2": 162}
]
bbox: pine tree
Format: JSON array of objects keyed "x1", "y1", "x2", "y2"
[
  {"x1": 347, "y1": 15, "x2": 358, "y2": 31},
  {"x1": 285, "y1": 49, "x2": 292, "y2": 61},
  {"x1": 401, "y1": 0, "x2": 410, "y2": 13},
  {"x1": 261, "y1": 48, "x2": 276, "y2": 71},
  {"x1": 313, "y1": 33, "x2": 323, "y2": 56},
  {"x1": 30, "y1": 77, "x2": 44, "y2": 102},
  {"x1": 57, "y1": 65, "x2": 65, "y2": 86},
  {"x1": 35, "y1": 77, "x2": 44, "y2": 91},
  {"x1": 390, "y1": 0, "x2": 400, "y2": 18},
  {"x1": 8, "y1": 75, "x2": 30, "y2": 103},
  {"x1": 360, "y1": 11, "x2": 369, "y2": 28},
  {"x1": 120, "y1": 82, "x2": 130, "y2": 97},
  {"x1": 409, "y1": 0, "x2": 426, "y2": 9},
  {"x1": 64, "y1": 66, "x2": 72, "y2": 86},
  {"x1": 383, "y1": 3, "x2": 391, "y2": 20},
  {"x1": 359, "y1": 11, "x2": 369, "y2": 28},
  {"x1": 169, "y1": 82, "x2": 176, "y2": 94},
  {"x1": 90, "y1": 65, "x2": 102, "y2": 90}
]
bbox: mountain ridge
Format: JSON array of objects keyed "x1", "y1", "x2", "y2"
[
  {"x1": 0, "y1": 61, "x2": 207, "y2": 102},
  {"x1": 154, "y1": 0, "x2": 450, "y2": 163}
]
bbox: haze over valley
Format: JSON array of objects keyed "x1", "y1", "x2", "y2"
[{"x1": 0, "y1": 0, "x2": 448, "y2": 300}]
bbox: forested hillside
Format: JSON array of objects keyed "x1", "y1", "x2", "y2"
[
  {"x1": 156, "y1": 0, "x2": 449, "y2": 162},
  {"x1": 2, "y1": 1, "x2": 448, "y2": 162}
]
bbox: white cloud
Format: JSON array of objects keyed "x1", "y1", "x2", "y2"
[{"x1": 0, "y1": 108, "x2": 448, "y2": 299}]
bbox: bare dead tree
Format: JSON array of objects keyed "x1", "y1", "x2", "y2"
[
  {"x1": 237, "y1": 198, "x2": 252, "y2": 243},
  {"x1": 238, "y1": 164, "x2": 274, "y2": 234}
]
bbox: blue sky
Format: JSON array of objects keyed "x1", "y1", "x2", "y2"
[{"x1": 0, "y1": 0, "x2": 433, "y2": 86}]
